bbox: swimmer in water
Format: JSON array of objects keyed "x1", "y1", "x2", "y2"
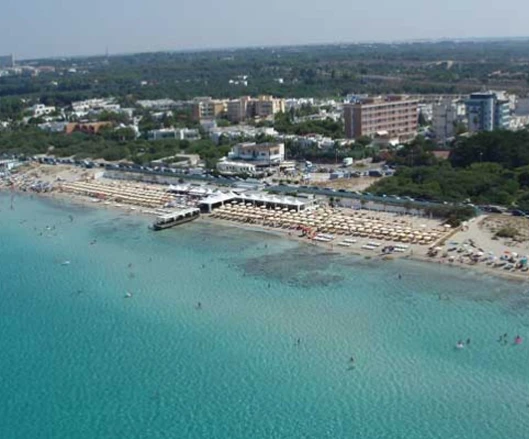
[
  {"x1": 456, "y1": 340, "x2": 465, "y2": 349},
  {"x1": 466, "y1": 338, "x2": 471, "y2": 345},
  {"x1": 398, "y1": 274, "x2": 402, "y2": 280},
  {"x1": 196, "y1": 302, "x2": 202, "y2": 310}
]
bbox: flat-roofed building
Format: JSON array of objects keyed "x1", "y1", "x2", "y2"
[
  {"x1": 432, "y1": 100, "x2": 460, "y2": 141},
  {"x1": 65, "y1": 122, "x2": 112, "y2": 134},
  {"x1": 191, "y1": 97, "x2": 226, "y2": 121},
  {"x1": 227, "y1": 96, "x2": 251, "y2": 123},
  {"x1": 465, "y1": 91, "x2": 511, "y2": 132},
  {"x1": 228, "y1": 142, "x2": 285, "y2": 165},
  {"x1": 344, "y1": 96, "x2": 418, "y2": 141},
  {"x1": 226, "y1": 95, "x2": 285, "y2": 122},
  {"x1": 217, "y1": 161, "x2": 256, "y2": 175},
  {"x1": 147, "y1": 128, "x2": 200, "y2": 141},
  {"x1": 254, "y1": 95, "x2": 285, "y2": 118}
]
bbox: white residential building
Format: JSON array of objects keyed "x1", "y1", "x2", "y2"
[
  {"x1": 432, "y1": 100, "x2": 464, "y2": 141},
  {"x1": 209, "y1": 126, "x2": 278, "y2": 144},
  {"x1": 147, "y1": 128, "x2": 200, "y2": 141},
  {"x1": 418, "y1": 103, "x2": 433, "y2": 122},
  {"x1": 71, "y1": 98, "x2": 119, "y2": 115},
  {"x1": 284, "y1": 134, "x2": 335, "y2": 149},
  {"x1": 137, "y1": 99, "x2": 181, "y2": 110},
  {"x1": 228, "y1": 142, "x2": 285, "y2": 165},
  {"x1": 285, "y1": 98, "x2": 315, "y2": 109},
  {"x1": 38, "y1": 121, "x2": 68, "y2": 132},
  {"x1": 28, "y1": 104, "x2": 56, "y2": 117},
  {"x1": 216, "y1": 161, "x2": 256, "y2": 175}
]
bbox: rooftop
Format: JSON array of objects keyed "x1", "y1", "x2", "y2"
[
  {"x1": 157, "y1": 207, "x2": 200, "y2": 221},
  {"x1": 236, "y1": 142, "x2": 282, "y2": 151}
]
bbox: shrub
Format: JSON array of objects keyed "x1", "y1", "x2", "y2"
[{"x1": 495, "y1": 227, "x2": 518, "y2": 239}]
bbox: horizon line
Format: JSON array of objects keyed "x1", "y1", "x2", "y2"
[{"x1": 16, "y1": 35, "x2": 529, "y2": 62}]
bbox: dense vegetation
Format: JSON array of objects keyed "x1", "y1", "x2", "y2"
[
  {"x1": 3, "y1": 39, "x2": 529, "y2": 110},
  {"x1": 273, "y1": 112, "x2": 344, "y2": 138},
  {"x1": 0, "y1": 128, "x2": 229, "y2": 167},
  {"x1": 370, "y1": 130, "x2": 529, "y2": 211}
]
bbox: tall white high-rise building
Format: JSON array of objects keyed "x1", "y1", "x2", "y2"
[{"x1": 432, "y1": 100, "x2": 461, "y2": 141}]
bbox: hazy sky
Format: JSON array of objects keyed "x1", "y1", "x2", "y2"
[{"x1": 2, "y1": 0, "x2": 528, "y2": 59}]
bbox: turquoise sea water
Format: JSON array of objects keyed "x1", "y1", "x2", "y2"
[{"x1": 1, "y1": 193, "x2": 529, "y2": 439}]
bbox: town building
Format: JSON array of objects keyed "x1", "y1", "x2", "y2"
[
  {"x1": 226, "y1": 96, "x2": 251, "y2": 123},
  {"x1": 191, "y1": 97, "x2": 226, "y2": 121},
  {"x1": 71, "y1": 98, "x2": 118, "y2": 113},
  {"x1": 253, "y1": 95, "x2": 285, "y2": 118},
  {"x1": 511, "y1": 97, "x2": 529, "y2": 130},
  {"x1": 285, "y1": 98, "x2": 315, "y2": 109},
  {"x1": 228, "y1": 142, "x2": 285, "y2": 165},
  {"x1": 283, "y1": 134, "x2": 336, "y2": 150},
  {"x1": 38, "y1": 121, "x2": 69, "y2": 133},
  {"x1": 137, "y1": 99, "x2": 181, "y2": 110},
  {"x1": 27, "y1": 104, "x2": 56, "y2": 118},
  {"x1": 65, "y1": 122, "x2": 112, "y2": 135},
  {"x1": 418, "y1": 103, "x2": 433, "y2": 123},
  {"x1": 226, "y1": 95, "x2": 285, "y2": 122},
  {"x1": 209, "y1": 126, "x2": 278, "y2": 144},
  {"x1": 216, "y1": 161, "x2": 256, "y2": 175},
  {"x1": 147, "y1": 128, "x2": 200, "y2": 141},
  {"x1": 515, "y1": 97, "x2": 529, "y2": 116},
  {"x1": 344, "y1": 96, "x2": 418, "y2": 141},
  {"x1": 432, "y1": 99, "x2": 464, "y2": 142},
  {"x1": 465, "y1": 91, "x2": 511, "y2": 132}
]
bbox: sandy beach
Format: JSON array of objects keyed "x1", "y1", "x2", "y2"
[{"x1": 4, "y1": 162, "x2": 529, "y2": 283}]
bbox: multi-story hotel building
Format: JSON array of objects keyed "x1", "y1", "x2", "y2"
[
  {"x1": 227, "y1": 97, "x2": 252, "y2": 123},
  {"x1": 465, "y1": 91, "x2": 511, "y2": 132},
  {"x1": 344, "y1": 96, "x2": 418, "y2": 141},
  {"x1": 227, "y1": 95, "x2": 286, "y2": 122},
  {"x1": 254, "y1": 95, "x2": 285, "y2": 118},
  {"x1": 191, "y1": 97, "x2": 226, "y2": 121}
]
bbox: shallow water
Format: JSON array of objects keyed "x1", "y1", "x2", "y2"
[{"x1": 1, "y1": 194, "x2": 528, "y2": 439}]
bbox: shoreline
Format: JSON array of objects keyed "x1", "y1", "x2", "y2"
[
  {"x1": 5, "y1": 186, "x2": 529, "y2": 284},
  {"x1": 199, "y1": 216, "x2": 529, "y2": 284}
]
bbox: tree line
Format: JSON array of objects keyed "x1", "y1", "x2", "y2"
[{"x1": 370, "y1": 130, "x2": 529, "y2": 211}]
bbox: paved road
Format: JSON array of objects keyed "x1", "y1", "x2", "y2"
[{"x1": 267, "y1": 184, "x2": 440, "y2": 209}]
